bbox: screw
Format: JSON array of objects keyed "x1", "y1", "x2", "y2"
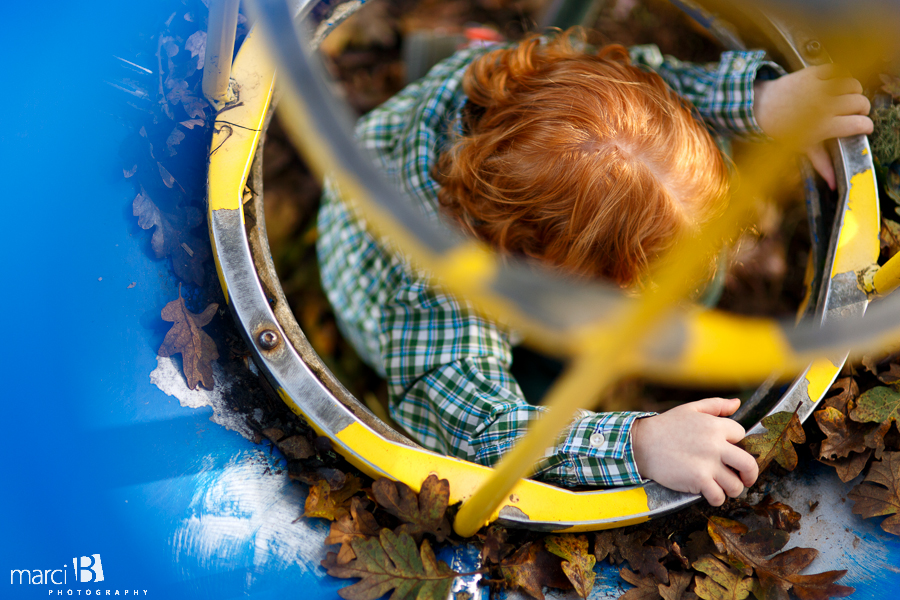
[
  {"x1": 258, "y1": 329, "x2": 280, "y2": 350},
  {"x1": 805, "y1": 39, "x2": 822, "y2": 58}
]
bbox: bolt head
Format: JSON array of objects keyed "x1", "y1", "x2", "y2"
[
  {"x1": 258, "y1": 329, "x2": 279, "y2": 350},
  {"x1": 805, "y1": 39, "x2": 822, "y2": 57}
]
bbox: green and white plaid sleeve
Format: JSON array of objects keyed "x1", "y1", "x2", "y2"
[{"x1": 629, "y1": 45, "x2": 786, "y2": 141}]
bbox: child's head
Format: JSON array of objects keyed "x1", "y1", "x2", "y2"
[{"x1": 435, "y1": 30, "x2": 730, "y2": 288}]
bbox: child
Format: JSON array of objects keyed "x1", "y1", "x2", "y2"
[{"x1": 317, "y1": 30, "x2": 873, "y2": 506}]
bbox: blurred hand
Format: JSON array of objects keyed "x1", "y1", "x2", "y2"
[
  {"x1": 631, "y1": 397, "x2": 758, "y2": 506},
  {"x1": 754, "y1": 64, "x2": 874, "y2": 189}
]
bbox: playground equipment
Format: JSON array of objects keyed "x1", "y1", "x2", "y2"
[{"x1": 206, "y1": 0, "x2": 900, "y2": 535}]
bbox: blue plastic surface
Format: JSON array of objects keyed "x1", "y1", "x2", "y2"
[{"x1": 1, "y1": 1, "x2": 899, "y2": 599}]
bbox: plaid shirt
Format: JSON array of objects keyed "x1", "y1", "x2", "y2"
[{"x1": 318, "y1": 43, "x2": 781, "y2": 488}]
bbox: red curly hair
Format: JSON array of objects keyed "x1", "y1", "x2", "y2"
[{"x1": 434, "y1": 30, "x2": 730, "y2": 287}]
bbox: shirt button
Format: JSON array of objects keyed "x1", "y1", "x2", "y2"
[
  {"x1": 732, "y1": 57, "x2": 747, "y2": 72},
  {"x1": 589, "y1": 433, "x2": 606, "y2": 447}
]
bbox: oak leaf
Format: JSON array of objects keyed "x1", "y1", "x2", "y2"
[
  {"x1": 750, "y1": 495, "x2": 801, "y2": 533},
  {"x1": 304, "y1": 474, "x2": 363, "y2": 521},
  {"x1": 132, "y1": 188, "x2": 208, "y2": 285},
  {"x1": 659, "y1": 571, "x2": 695, "y2": 600},
  {"x1": 849, "y1": 385, "x2": 900, "y2": 429},
  {"x1": 706, "y1": 517, "x2": 853, "y2": 600},
  {"x1": 619, "y1": 567, "x2": 662, "y2": 600},
  {"x1": 692, "y1": 555, "x2": 752, "y2": 600},
  {"x1": 480, "y1": 525, "x2": 514, "y2": 565},
  {"x1": 371, "y1": 474, "x2": 451, "y2": 542},
  {"x1": 544, "y1": 535, "x2": 595, "y2": 598},
  {"x1": 322, "y1": 529, "x2": 458, "y2": 600},
  {"x1": 821, "y1": 449, "x2": 873, "y2": 482},
  {"x1": 822, "y1": 377, "x2": 858, "y2": 413},
  {"x1": 500, "y1": 541, "x2": 571, "y2": 600},
  {"x1": 739, "y1": 411, "x2": 805, "y2": 471},
  {"x1": 158, "y1": 285, "x2": 218, "y2": 390},
  {"x1": 848, "y1": 451, "x2": 900, "y2": 535},
  {"x1": 816, "y1": 407, "x2": 874, "y2": 459},
  {"x1": 326, "y1": 497, "x2": 381, "y2": 564}
]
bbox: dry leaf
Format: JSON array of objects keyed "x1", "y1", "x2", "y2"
[
  {"x1": 304, "y1": 474, "x2": 364, "y2": 521},
  {"x1": 325, "y1": 497, "x2": 381, "y2": 564},
  {"x1": 279, "y1": 435, "x2": 315, "y2": 460},
  {"x1": 751, "y1": 495, "x2": 801, "y2": 533},
  {"x1": 500, "y1": 541, "x2": 571, "y2": 600},
  {"x1": 848, "y1": 451, "x2": 900, "y2": 535},
  {"x1": 619, "y1": 567, "x2": 663, "y2": 600},
  {"x1": 850, "y1": 385, "x2": 900, "y2": 429},
  {"x1": 692, "y1": 555, "x2": 752, "y2": 600},
  {"x1": 822, "y1": 377, "x2": 859, "y2": 413},
  {"x1": 322, "y1": 529, "x2": 458, "y2": 600},
  {"x1": 180, "y1": 118, "x2": 205, "y2": 129},
  {"x1": 658, "y1": 571, "x2": 694, "y2": 600},
  {"x1": 739, "y1": 411, "x2": 806, "y2": 471},
  {"x1": 820, "y1": 450, "x2": 873, "y2": 482},
  {"x1": 132, "y1": 188, "x2": 208, "y2": 285},
  {"x1": 706, "y1": 517, "x2": 853, "y2": 600},
  {"x1": 544, "y1": 535, "x2": 595, "y2": 598},
  {"x1": 881, "y1": 73, "x2": 900, "y2": 100},
  {"x1": 816, "y1": 407, "x2": 879, "y2": 459},
  {"x1": 185, "y1": 30, "x2": 206, "y2": 70},
  {"x1": 371, "y1": 474, "x2": 451, "y2": 542},
  {"x1": 480, "y1": 525, "x2": 514, "y2": 565},
  {"x1": 158, "y1": 285, "x2": 218, "y2": 390}
]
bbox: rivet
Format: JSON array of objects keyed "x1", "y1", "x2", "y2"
[
  {"x1": 805, "y1": 40, "x2": 822, "y2": 57},
  {"x1": 258, "y1": 329, "x2": 280, "y2": 350}
]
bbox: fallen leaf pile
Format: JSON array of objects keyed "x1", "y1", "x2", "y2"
[{"x1": 812, "y1": 359, "x2": 900, "y2": 535}]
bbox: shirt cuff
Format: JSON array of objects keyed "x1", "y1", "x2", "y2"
[
  {"x1": 535, "y1": 410, "x2": 655, "y2": 488},
  {"x1": 714, "y1": 50, "x2": 787, "y2": 140}
]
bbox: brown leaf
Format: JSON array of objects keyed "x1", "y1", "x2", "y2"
[
  {"x1": 593, "y1": 530, "x2": 618, "y2": 563},
  {"x1": 371, "y1": 474, "x2": 451, "y2": 542},
  {"x1": 658, "y1": 571, "x2": 694, "y2": 600},
  {"x1": 480, "y1": 525, "x2": 513, "y2": 564},
  {"x1": 751, "y1": 495, "x2": 801, "y2": 533},
  {"x1": 544, "y1": 535, "x2": 595, "y2": 598},
  {"x1": 619, "y1": 532, "x2": 669, "y2": 584},
  {"x1": 882, "y1": 219, "x2": 900, "y2": 259},
  {"x1": 158, "y1": 285, "x2": 218, "y2": 390},
  {"x1": 158, "y1": 161, "x2": 176, "y2": 188},
  {"x1": 739, "y1": 411, "x2": 806, "y2": 471},
  {"x1": 304, "y1": 474, "x2": 363, "y2": 521},
  {"x1": 619, "y1": 567, "x2": 662, "y2": 600},
  {"x1": 881, "y1": 73, "x2": 900, "y2": 100},
  {"x1": 848, "y1": 452, "x2": 900, "y2": 535},
  {"x1": 322, "y1": 529, "x2": 458, "y2": 600},
  {"x1": 692, "y1": 555, "x2": 752, "y2": 600},
  {"x1": 165, "y1": 127, "x2": 186, "y2": 157},
  {"x1": 180, "y1": 118, "x2": 205, "y2": 129},
  {"x1": 500, "y1": 541, "x2": 572, "y2": 600},
  {"x1": 325, "y1": 497, "x2": 381, "y2": 564},
  {"x1": 822, "y1": 377, "x2": 859, "y2": 413},
  {"x1": 822, "y1": 449, "x2": 873, "y2": 482},
  {"x1": 124, "y1": 164, "x2": 137, "y2": 178},
  {"x1": 816, "y1": 407, "x2": 878, "y2": 460},
  {"x1": 132, "y1": 188, "x2": 208, "y2": 285},
  {"x1": 185, "y1": 30, "x2": 206, "y2": 70},
  {"x1": 706, "y1": 517, "x2": 853, "y2": 599},
  {"x1": 279, "y1": 435, "x2": 315, "y2": 460}
]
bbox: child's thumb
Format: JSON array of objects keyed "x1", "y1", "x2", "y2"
[{"x1": 692, "y1": 397, "x2": 741, "y2": 417}]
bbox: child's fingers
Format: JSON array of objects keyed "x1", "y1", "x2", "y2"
[
  {"x1": 829, "y1": 93, "x2": 871, "y2": 117},
  {"x1": 714, "y1": 468, "x2": 746, "y2": 499},
  {"x1": 701, "y1": 480, "x2": 726, "y2": 507},
  {"x1": 806, "y1": 144, "x2": 836, "y2": 190},
  {"x1": 692, "y1": 397, "x2": 742, "y2": 417},
  {"x1": 824, "y1": 114, "x2": 875, "y2": 139},
  {"x1": 722, "y1": 444, "x2": 759, "y2": 487},
  {"x1": 823, "y1": 76, "x2": 864, "y2": 97}
]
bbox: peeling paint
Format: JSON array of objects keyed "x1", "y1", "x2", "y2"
[{"x1": 150, "y1": 356, "x2": 255, "y2": 440}]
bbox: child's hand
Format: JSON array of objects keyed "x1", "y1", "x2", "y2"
[
  {"x1": 631, "y1": 398, "x2": 758, "y2": 506},
  {"x1": 753, "y1": 64, "x2": 874, "y2": 190}
]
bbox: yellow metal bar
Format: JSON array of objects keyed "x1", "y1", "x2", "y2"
[
  {"x1": 871, "y1": 251, "x2": 900, "y2": 296},
  {"x1": 202, "y1": 0, "x2": 241, "y2": 106}
]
